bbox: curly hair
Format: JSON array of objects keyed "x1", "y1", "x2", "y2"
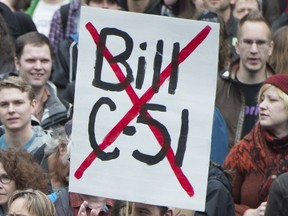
[{"x1": 0, "y1": 148, "x2": 49, "y2": 194}]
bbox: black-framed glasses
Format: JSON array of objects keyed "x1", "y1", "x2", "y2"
[{"x1": 0, "y1": 174, "x2": 12, "y2": 184}]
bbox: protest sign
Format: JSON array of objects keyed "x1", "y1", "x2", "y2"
[{"x1": 69, "y1": 6, "x2": 219, "y2": 211}]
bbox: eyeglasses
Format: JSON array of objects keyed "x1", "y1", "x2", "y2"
[
  {"x1": 240, "y1": 39, "x2": 270, "y2": 49},
  {"x1": 0, "y1": 174, "x2": 12, "y2": 184}
]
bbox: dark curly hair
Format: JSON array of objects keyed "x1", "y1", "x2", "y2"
[{"x1": 0, "y1": 148, "x2": 49, "y2": 194}]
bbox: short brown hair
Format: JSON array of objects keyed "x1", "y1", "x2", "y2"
[
  {"x1": 15, "y1": 32, "x2": 52, "y2": 60},
  {"x1": 237, "y1": 11, "x2": 272, "y2": 40}
]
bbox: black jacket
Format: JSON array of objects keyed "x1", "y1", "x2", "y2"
[
  {"x1": 195, "y1": 163, "x2": 235, "y2": 216},
  {"x1": 0, "y1": 2, "x2": 37, "y2": 39}
]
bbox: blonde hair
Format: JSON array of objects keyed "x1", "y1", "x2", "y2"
[
  {"x1": 258, "y1": 83, "x2": 288, "y2": 111},
  {"x1": 8, "y1": 189, "x2": 56, "y2": 216},
  {"x1": 0, "y1": 76, "x2": 35, "y2": 102}
]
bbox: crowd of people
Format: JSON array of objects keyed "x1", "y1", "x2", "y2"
[{"x1": 1, "y1": 0, "x2": 288, "y2": 215}]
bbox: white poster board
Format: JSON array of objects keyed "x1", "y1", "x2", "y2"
[{"x1": 70, "y1": 6, "x2": 219, "y2": 211}]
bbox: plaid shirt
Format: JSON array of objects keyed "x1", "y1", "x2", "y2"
[{"x1": 48, "y1": 0, "x2": 81, "y2": 55}]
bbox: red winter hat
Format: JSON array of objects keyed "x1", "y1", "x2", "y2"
[{"x1": 264, "y1": 74, "x2": 288, "y2": 95}]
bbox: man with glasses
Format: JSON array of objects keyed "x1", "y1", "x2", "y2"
[
  {"x1": 216, "y1": 11, "x2": 275, "y2": 150},
  {"x1": 0, "y1": 149, "x2": 48, "y2": 215}
]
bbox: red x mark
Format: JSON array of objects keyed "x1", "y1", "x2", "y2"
[{"x1": 74, "y1": 22, "x2": 211, "y2": 197}]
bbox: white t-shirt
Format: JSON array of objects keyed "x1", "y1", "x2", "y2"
[{"x1": 33, "y1": 0, "x2": 69, "y2": 36}]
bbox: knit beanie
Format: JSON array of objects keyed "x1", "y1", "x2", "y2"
[{"x1": 264, "y1": 74, "x2": 288, "y2": 95}]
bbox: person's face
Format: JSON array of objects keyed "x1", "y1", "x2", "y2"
[
  {"x1": 203, "y1": 0, "x2": 231, "y2": 12},
  {"x1": 129, "y1": 203, "x2": 172, "y2": 216},
  {"x1": 236, "y1": 21, "x2": 273, "y2": 74},
  {"x1": 16, "y1": 44, "x2": 52, "y2": 91},
  {"x1": 88, "y1": 0, "x2": 121, "y2": 9},
  {"x1": 233, "y1": 0, "x2": 259, "y2": 20},
  {"x1": 0, "y1": 162, "x2": 17, "y2": 206},
  {"x1": 0, "y1": 88, "x2": 36, "y2": 132},
  {"x1": 8, "y1": 198, "x2": 32, "y2": 216},
  {"x1": 47, "y1": 142, "x2": 70, "y2": 186},
  {"x1": 259, "y1": 86, "x2": 288, "y2": 133}
]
